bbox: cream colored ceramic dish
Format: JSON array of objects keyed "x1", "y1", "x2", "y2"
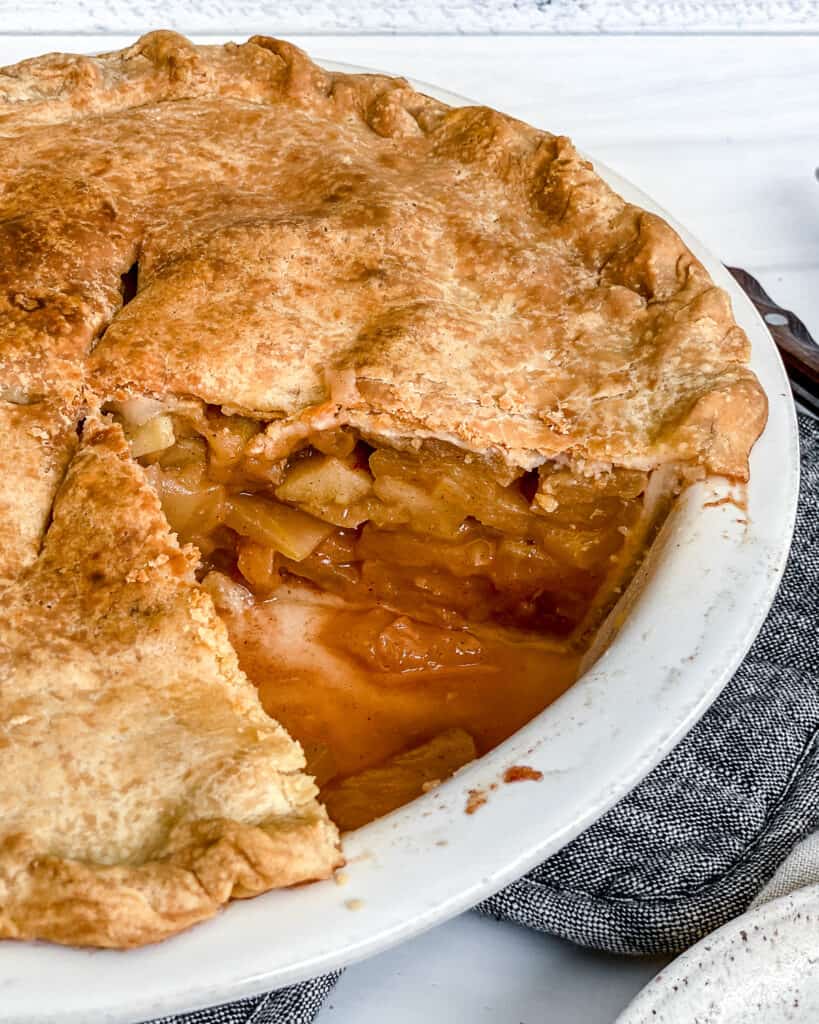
[
  {"x1": 0, "y1": 65, "x2": 799, "y2": 1024},
  {"x1": 618, "y1": 885, "x2": 819, "y2": 1023}
]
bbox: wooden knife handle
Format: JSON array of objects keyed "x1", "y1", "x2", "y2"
[{"x1": 728, "y1": 265, "x2": 819, "y2": 416}]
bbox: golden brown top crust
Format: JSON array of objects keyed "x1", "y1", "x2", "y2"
[
  {"x1": 0, "y1": 399, "x2": 76, "y2": 587},
  {"x1": 0, "y1": 31, "x2": 765, "y2": 480},
  {"x1": 0, "y1": 417, "x2": 340, "y2": 947}
]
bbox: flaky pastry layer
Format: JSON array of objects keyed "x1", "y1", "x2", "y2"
[{"x1": 0, "y1": 419, "x2": 340, "y2": 947}]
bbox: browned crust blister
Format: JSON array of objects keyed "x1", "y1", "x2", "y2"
[{"x1": 0, "y1": 32, "x2": 766, "y2": 948}]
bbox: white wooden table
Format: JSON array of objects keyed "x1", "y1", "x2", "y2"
[{"x1": 1, "y1": 26, "x2": 817, "y2": 1024}]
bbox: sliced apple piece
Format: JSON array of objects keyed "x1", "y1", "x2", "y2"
[
  {"x1": 309, "y1": 429, "x2": 356, "y2": 458},
  {"x1": 534, "y1": 522, "x2": 625, "y2": 571},
  {"x1": 322, "y1": 728, "x2": 478, "y2": 831},
  {"x1": 236, "y1": 537, "x2": 279, "y2": 592},
  {"x1": 369, "y1": 448, "x2": 533, "y2": 538},
  {"x1": 358, "y1": 523, "x2": 496, "y2": 579},
  {"x1": 127, "y1": 414, "x2": 176, "y2": 458},
  {"x1": 204, "y1": 414, "x2": 261, "y2": 467},
  {"x1": 157, "y1": 435, "x2": 208, "y2": 469},
  {"x1": 369, "y1": 475, "x2": 465, "y2": 538},
  {"x1": 301, "y1": 741, "x2": 340, "y2": 788},
  {"x1": 225, "y1": 494, "x2": 333, "y2": 561},
  {"x1": 536, "y1": 465, "x2": 647, "y2": 508},
  {"x1": 144, "y1": 463, "x2": 226, "y2": 542},
  {"x1": 106, "y1": 396, "x2": 166, "y2": 429},
  {"x1": 276, "y1": 454, "x2": 373, "y2": 527},
  {"x1": 432, "y1": 466, "x2": 533, "y2": 537}
]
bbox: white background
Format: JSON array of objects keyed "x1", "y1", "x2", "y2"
[
  {"x1": 2, "y1": 1, "x2": 819, "y2": 33},
  {"x1": 2, "y1": 11, "x2": 817, "y2": 1024}
]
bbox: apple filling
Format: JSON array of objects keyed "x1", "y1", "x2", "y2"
[{"x1": 109, "y1": 398, "x2": 655, "y2": 829}]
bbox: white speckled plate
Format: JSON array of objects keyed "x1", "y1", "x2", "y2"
[
  {"x1": 617, "y1": 885, "x2": 819, "y2": 1023},
  {"x1": 0, "y1": 62, "x2": 800, "y2": 1024}
]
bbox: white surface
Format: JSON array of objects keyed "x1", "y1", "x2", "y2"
[
  {"x1": 2, "y1": 2, "x2": 818, "y2": 35},
  {"x1": 617, "y1": 884, "x2": 819, "y2": 1023},
  {"x1": 0, "y1": 31, "x2": 814, "y2": 1024},
  {"x1": 322, "y1": 913, "x2": 666, "y2": 1024}
]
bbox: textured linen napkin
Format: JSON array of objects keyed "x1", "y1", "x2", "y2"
[
  {"x1": 750, "y1": 830, "x2": 819, "y2": 908},
  {"x1": 150, "y1": 412, "x2": 818, "y2": 1024}
]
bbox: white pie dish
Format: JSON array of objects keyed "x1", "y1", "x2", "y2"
[{"x1": 0, "y1": 63, "x2": 799, "y2": 1024}]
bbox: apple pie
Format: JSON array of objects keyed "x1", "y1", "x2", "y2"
[{"x1": 0, "y1": 31, "x2": 767, "y2": 948}]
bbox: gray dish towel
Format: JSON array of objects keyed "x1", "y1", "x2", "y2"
[{"x1": 151, "y1": 411, "x2": 818, "y2": 1024}]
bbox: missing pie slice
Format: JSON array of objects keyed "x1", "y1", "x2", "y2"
[{"x1": 0, "y1": 32, "x2": 767, "y2": 948}]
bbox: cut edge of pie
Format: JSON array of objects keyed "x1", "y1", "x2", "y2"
[{"x1": 102, "y1": 390, "x2": 671, "y2": 647}]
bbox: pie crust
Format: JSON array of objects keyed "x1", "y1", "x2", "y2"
[
  {"x1": 0, "y1": 417, "x2": 339, "y2": 947},
  {"x1": 0, "y1": 31, "x2": 767, "y2": 948}
]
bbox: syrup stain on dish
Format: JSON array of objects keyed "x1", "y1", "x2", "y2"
[
  {"x1": 703, "y1": 483, "x2": 749, "y2": 529},
  {"x1": 463, "y1": 767, "x2": 543, "y2": 815},
  {"x1": 503, "y1": 766, "x2": 544, "y2": 783},
  {"x1": 465, "y1": 789, "x2": 489, "y2": 815}
]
